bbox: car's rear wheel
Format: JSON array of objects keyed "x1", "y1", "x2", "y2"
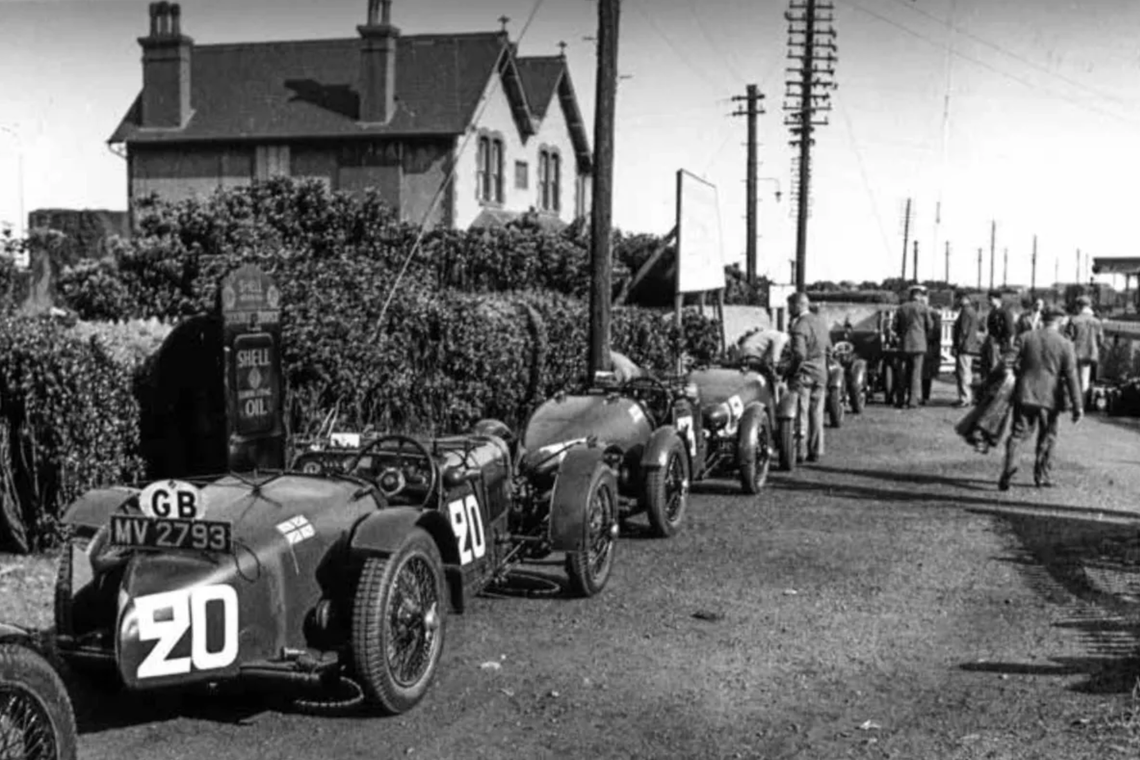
[
  {"x1": 849, "y1": 371, "x2": 866, "y2": 414},
  {"x1": 0, "y1": 643, "x2": 78, "y2": 760},
  {"x1": 565, "y1": 466, "x2": 618, "y2": 597},
  {"x1": 777, "y1": 419, "x2": 796, "y2": 473},
  {"x1": 827, "y1": 386, "x2": 844, "y2": 428},
  {"x1": 643, "y1": 435, "x2": 689, "y2": 538},
  {"x1": 352, "y1": 529, "x2": 445, "y2": 715},
  {"x1": 737, "y1": 404, "x2": 771, "y2": 494}
]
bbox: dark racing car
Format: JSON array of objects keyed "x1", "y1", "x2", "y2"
[
  {"x1": 54, "y1": 429, "x2": 617, "y2": 716},
  {"x1": 498, "y1": 371, "x2": 697, "y2": 539}
]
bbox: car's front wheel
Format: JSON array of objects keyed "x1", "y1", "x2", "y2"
[
  {"x1": 737, "y1": 404, "x2": 772, "y2": 494},
  {"x1": 352, "y1": 529, "x2": 446, "y2": 715},
  {"x1": 643, "y1": 434, "x2": 689, "y2": 538},
  {"x1": 827, "y1": 386, "x2": 844, "y2": 428},
  {"x1": 777, "y1": 418, "x2": 796, "y2": 473},
  {"x1": 565, "y1": 465, "x2": 618, "y2": 597},
  {"x1": 0, "y1": 643, "x2": 78, "y2": 760}
]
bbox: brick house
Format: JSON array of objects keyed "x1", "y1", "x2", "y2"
[{"x1": 109, "y1": 1, "x2": 593, "y2": 229}]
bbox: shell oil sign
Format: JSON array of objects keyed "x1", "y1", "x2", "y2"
[{"x1": 220, "y1": 264, "x2": 285, "y2": 471}]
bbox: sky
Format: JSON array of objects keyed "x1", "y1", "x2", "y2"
[{"x1": 2, "y1": 0, "x2": 1140, "y2": 288}]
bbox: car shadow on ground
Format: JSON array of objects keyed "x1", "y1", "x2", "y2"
[
  {"x1": 767, "y1": 471, "x2": 1058, "y2": 510},
  {"x1": 805, "y1": 464, "x2": 996, "y2": 492},
  {"x1": 959, "y1": 512, "x2": 1140, "y2": 695}
]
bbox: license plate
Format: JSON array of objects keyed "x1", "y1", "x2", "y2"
[{"x1": 109, "y1": 514, "x2": 233, "y2": 553}]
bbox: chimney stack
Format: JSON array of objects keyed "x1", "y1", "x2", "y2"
[
  {"x1": 358, "y1": 0, "x2": 400, "y2": 124},
  {"x1": 138, "y1": 2, "x2": 193, "y2": 128}
]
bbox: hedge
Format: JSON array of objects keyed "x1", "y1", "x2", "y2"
[{"x1": 0, "y1": 315, "x2": 147, "y2": 552}]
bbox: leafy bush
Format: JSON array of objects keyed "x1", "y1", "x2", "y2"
[{"x1": 0, "y1": 315, "x2": 146, "y2": 551}]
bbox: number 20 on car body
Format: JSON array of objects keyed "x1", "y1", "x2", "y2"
[
  {"x1": 447, "y1": 495, "x2": 486, "y2": 565},
  {"x1": 131, "y1": 584, "x2": 239, "y2": 680}
]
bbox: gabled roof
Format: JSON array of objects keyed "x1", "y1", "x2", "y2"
[
  {"x1": 515, "y1": 55, "x2": 592, "y2": 174},
  {"x1": 110, "y1": 32, "x2": 510, "y2": 143}
]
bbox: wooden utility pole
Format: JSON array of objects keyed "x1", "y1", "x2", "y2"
[
  {"x1": 912, "y1": 240, "x2": 919, "y2": 285},
  {"x1": 900, "y1": 197, "x2": 912, "y2": 280},
  {"x1": 1002, "y1": 247, "x2": 1008, "y2": 288},
  {"x1": 1030, "y1": 234, "x2": 1038, "y2": 297},
  {"x1": 785, "y1": 0, "x2": 836, "y2": 291},
  {"x1": 944, "y1": 240, "x2": 950, "y2": 284},
  {"x1": 1076, "y1": 247, "x2": 1081, "y2": 283},
  {"x1": 588, "y1": 0, "x2": 620, "y2": 378},
  {"x1": 732, "y1": 84, "x2": 765, "y2": 285},
  {"x1": 976, "y1": 247, "x2": 982, "y2": 290},
  {"x1": 988, "y1": 220, "x2": 996, "y2": 291}
]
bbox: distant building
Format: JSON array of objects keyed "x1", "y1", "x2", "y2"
[{"x1": 109, "y1": 1, "x2": 593, "y2": 230}]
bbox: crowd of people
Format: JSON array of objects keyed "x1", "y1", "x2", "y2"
[{"x1": 954, "y1": 290, "x2": 1105, "y2": 490}]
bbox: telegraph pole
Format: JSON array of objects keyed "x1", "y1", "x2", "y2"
[
  {"x1": 944, "y1": 240, "x2": 950, "y2": 284},
  {"x1": 784, "y1": 0, "x2": 837, "y2": 291},
  {"x1": 732, "y1": 84, "x2": 765, "y2": 285},
  {"x1": 913, "y1": 240, "x2": 919, "y2": 285},
  {"x1": 976, "y1": 247, "x2": 982, "y2": 290},
  {"x1": 1030, "y1": 234, "x2": 1038, "y2": 297},
  {"x1": 588, "y1": 0, "x2": 620, "y2": 377},
  {"x1": 988, "y1": 220, "x2": 996, "y2": 291},
  {"x1": 899, "y1": 197, "x2": 912, "y2": 280}
]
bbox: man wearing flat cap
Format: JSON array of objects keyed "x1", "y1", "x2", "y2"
[
  {"x1": 951, "y1": 292, "x2": 982, "y2": 407},
  {"x1": 998, "y1": 305, "x2": 1082, "y2": 491},
  {"x1": 891, "y1": 285, "x2": 934, "y2": 409},
  {"x1": 1065, "y1": 294, "x2": 1104, "y2": 407}
]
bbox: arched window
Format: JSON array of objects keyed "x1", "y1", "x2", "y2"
[
  {"x1": 538, "y1": 146, "x2": 561, "y2": 213},
  {"x1": 477, "y1": 131, "x2": 505, "y2": 204}
]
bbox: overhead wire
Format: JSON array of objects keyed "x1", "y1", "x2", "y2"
[
  {"x1": 630, "y1": 0, "x2": 732, "y2": 95},
  {"x1": 836, "y1": 93, "x2": 894, "y2": 266},
  {"x1": 370, "y1": 0, "x2": 547, "y2": 341},
  {"x1": 836, "y1": 0, "x2": 1140, "y2": 129}
]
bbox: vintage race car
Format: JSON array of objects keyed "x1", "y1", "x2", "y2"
[
  {"x1": 825, "y1": 340, "x2": 869, "y2": 428},
  {"x1": 683, "y1": 361, "x2": 776, "y2": 494},
  {"x1": 501, "y1": 372, "x2": 697, "y2": 538},
  {"x1": 54, "y1": 430, "x2": 617, "y2": 716}
]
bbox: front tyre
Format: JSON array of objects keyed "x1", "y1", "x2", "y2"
[
  {"x1": 352, "y1": 529, "x2": 446, "y2": 715},
  {"x1": 827, "y1": 386, "x2": 844, "y2": 428},
  {"x1": 777, "y1": 419, "x2": 796, "y2": 473},
  {"x1": 0, "y1": 643, "x2": 78, "y2": 760},
  {"x1": 643, "y1": 434, "x2": 689, "y2": 538},
  {"x1": 737, "y1": 404, "x2": 772, "y2": 494},
  {"x1": 565, "y1": 465, "x2": 618, "y2": 597}
]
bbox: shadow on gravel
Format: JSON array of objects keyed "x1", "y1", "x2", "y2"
[
  {"x1": 768, "y1": 472, "x2": 1075, "y2": 511},
  {"x1": 961, "y1": 512, "x2": 1140, "y2": 695},
  {"x1": 808, "y1": 464, "x2": 996, "y2": 492}
]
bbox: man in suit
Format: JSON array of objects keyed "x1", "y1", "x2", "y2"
[
  {"x1": 983, "y1": 289, "x2": 1017, "y2": 374},
  {"x1": 787, "y1": 292, "x2": 831, "y2": 463},
  {"x1": 891, "y1": 285, "x2": 934, "y2": 409},
  {"x1": 998, "y1": 306, "x2": 1083, "y2": 491},
  {"x1": 1016, "y1": 297, "x2": 1044, "y2": 335},
  {"x1": 1066, "y1": 295, "x2": 1105, "y2": 405},
  {"x1": 951, "y1": 292, "x2": 982, "y2": 407}
]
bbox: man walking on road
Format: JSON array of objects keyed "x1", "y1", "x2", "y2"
[
  {"x1": 787, "y1": 292, "x2": 830, "y2": 463},
  {"x1": 1066, "y1": 295, "x2": 1104, "y2": 407},
  {"x1": 983, "y1": 289, "x2": 1017, "y2": 374},
  {"x1": 952, "y1": 292, "x2": 982, "y2": 407},
  {"x1": 892, "y1": 285, "x2": 934, "y2": 409},
  {"x1": 998, "y1": 306, "x2": 1083, "y2": 491}
]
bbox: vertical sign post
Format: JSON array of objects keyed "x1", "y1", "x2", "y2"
[{"x1": 220, "y1": 264, "x2": 285, "y2": 472}]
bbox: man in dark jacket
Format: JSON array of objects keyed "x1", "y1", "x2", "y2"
[
  {"x1": 951, "y1": 292, "x2": 982, "y2": 407},
  {"x1": 891, "y1": 285, "x2": 934, "y2": 409},
  {"x1": 998, "y1": 306, "x2": 1083, "y2": 491},
  {"x1": 983, "y1": 290, "x2": 1017, "y2": 373},
  {"x1": 787, "y1": 292, "x2": 831, "y2": 462}
]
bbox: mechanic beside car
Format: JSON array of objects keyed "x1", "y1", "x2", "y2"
[{"x1": 786, "y1": 292, "x2": 831, "y2": 463}]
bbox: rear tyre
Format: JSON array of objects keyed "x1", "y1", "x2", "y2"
[
  {"x1": 737, "y1": 405, "x2": 772, "y2": 494},
  {"x1": 0, "y1": 643, "x2": 78, "y2": 760},
  {"x1": 777, "y1": 419, "x2": 796, "y2": 473},
  {"x1": 643, "y1": 435, "x2": 689, "y2": 538},
  {"x1": 849, "y1": 372, "x2": 866, "y2": 414},
  {"x1": 352, "y1": 529, "x2": 446, "y2": 715},
  {"x1": 882, "y1": 362, "x2": 898, "y2": 406},
  {"x1": 827, "y1": 387, "x2": 844, "y2": 429},
  {"x1": 565, "y1": 466, "x2": 618, "y2": 597}
]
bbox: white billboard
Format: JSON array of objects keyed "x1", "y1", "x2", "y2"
[{"x1": 675, "y1": 170, "x2": 725, "y2": 294}]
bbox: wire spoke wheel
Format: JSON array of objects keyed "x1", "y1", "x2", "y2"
[
  {"x1": 566, "y1": 461, "x2": 619, "y2": 597},
  {"x1": 385, "y1": 555, "x2": 440, "y2": 688},
  {"x1": 0, "y1": 644, "x2": 76, "y2": 760},
  {"x1": 586, "y1": 482, "x2": 615, "y2": 580},
  {"x1": 0, "y1": 687, "x2": 56, "y2": 760}
]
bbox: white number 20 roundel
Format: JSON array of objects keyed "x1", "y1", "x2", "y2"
[
  {"x1": 134, "y1": 584, "x2": 238, "y2": 679},
  {"x1": 447, "y1": 495, "x2": 486, "y2": 565}
]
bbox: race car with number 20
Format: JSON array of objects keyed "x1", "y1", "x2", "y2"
[{"x1": 53, "y1": 429, "x2": 617, "y2": 715}]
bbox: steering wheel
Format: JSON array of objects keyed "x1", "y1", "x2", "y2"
[
  {"x1": 346, "y1": 434, "x2": 440, "y2": 502},
  {"x1": 621, "y1": 376, "x2": 673, "y2": 423},
  {"x1": 832, "y1": 341, "x2": 855, "y2": 362}
]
